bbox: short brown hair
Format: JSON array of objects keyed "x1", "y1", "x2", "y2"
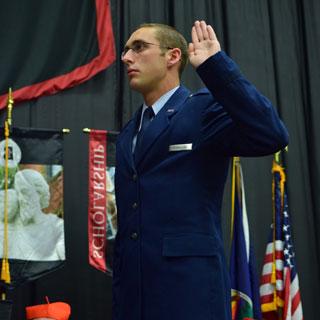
[{"x1": 138, "y1": 23, "x2": 188, "y2": 77}]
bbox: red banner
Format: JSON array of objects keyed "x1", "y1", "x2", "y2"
[{"x1": 88, "y1": 130, "x2": 107, "y2": 273}]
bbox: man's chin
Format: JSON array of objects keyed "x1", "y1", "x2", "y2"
[{"x1": 128, "y1": 79, "x2": 143, "y2": 92}]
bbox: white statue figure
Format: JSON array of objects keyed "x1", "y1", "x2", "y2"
[{"x1": 0, "y1": 169, "x2": 65, "y2": 261}]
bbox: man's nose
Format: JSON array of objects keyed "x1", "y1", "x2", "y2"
[{"x1": 121, "y1": 49, "x2": 134, "y2": 64}]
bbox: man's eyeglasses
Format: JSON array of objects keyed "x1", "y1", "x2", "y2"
[{"x1": 121, "y1": 40, "x2": 173, "y2": 59}]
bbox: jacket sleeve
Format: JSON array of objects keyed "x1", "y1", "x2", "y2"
[{"x1": 196, "y1": 51, "x2": 289, "y2": 156}]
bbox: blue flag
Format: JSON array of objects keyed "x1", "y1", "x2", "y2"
[{"x1": 230, "y1": 157, "x2": 261, "y2": 320}]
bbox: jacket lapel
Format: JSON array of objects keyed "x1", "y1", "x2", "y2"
[
  {"x1": 134, "y1": 86, "x2": 190, "y2": 167},
  {"x1": 118, "y1": 107, "x2": 142, "y2": 170}
]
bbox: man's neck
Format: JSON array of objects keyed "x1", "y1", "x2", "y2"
[{"x1": 142, "y1": 80, "x2": 180, "y2": 106}]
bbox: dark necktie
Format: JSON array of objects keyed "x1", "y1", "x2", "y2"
[{"x1": 134, "y1": 107, "x2": 154, "y2": 156}]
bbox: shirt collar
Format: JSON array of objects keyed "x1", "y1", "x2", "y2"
[{"x1": 141, "y1": 85, "x2": 180, "y2": 116}]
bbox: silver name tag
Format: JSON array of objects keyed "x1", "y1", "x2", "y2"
[{"x1": 169, "y1": 143, "x2": 192, "y2": 151}]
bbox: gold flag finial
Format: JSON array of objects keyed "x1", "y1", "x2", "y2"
[
  {"x1": 274, "y1": 151, "x2": 281, "y2": 164},
  {"x1": 274, "y1": 146, "x2": 289, "y2": 165}
]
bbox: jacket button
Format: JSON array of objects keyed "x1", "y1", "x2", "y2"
[
  {"x1": 130, "y1": 232, "x2": 138, "y2": 240},
  {"x1": 132, "y1": 174, "x2": 137, "y2": 181},
  {"x1": 132, "y1": 202, "x2": 138, "y2": 209}
]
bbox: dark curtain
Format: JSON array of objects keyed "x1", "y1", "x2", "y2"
[{"x1": 0, "y1": 0, "x2": 319, "y2": 319}]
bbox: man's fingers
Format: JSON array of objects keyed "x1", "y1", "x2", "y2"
[
  {"x1": 207, "y1": 25, "x2": 217, "y2": 41},
  {"x1": 190, "y1": 20, "x2": 220, "y2": 67},
  {"x1": 194, "y1": 21, "x2": 204, "y2": 42},
  {"x1": 193, "y1": 20, "x2": 215, "y2": 42},
  {"x1": 191, "y1": 26, "x2": 199, "y2": 44},
  {"x1": 200, "y1": 21, "x2": 209, "y2": 40}
]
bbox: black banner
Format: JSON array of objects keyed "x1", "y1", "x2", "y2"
[{"x1": 0, "y1": 127, "x2": 65, "y2": 288}]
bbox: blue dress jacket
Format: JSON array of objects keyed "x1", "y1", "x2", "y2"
[{"x1": 113, "y1": 51, "x2": 289, "y2": 320}]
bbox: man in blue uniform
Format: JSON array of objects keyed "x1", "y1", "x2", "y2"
[{"x1": 113, "y1": 20, "x2": 288, "y2": 320}]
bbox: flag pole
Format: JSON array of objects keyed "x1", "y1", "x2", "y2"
[
  {"x1": 7, "y1": 88, "x2": 13, "y2": 128},
  {"x1": 230, "y1": 157, "x2": 237, "y2": 243},
  {"x1": 1, "y1": 89, "x2": 14, "y2": 300},
  {"x1": 271, "y1": 150, "x2": 287, "y2": 312}
]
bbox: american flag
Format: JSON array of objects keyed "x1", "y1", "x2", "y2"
[{"x1": 260, "y1": 161, "x2": 303, "y2": 320}]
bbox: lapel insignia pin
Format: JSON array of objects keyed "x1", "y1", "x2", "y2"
[{"x1": 167, "y1": 109, "x2": 175, "y2": 113}]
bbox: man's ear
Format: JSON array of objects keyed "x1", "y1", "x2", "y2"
[{"x1": 167, "y1": 48, "x2": 182, "y2": 68}]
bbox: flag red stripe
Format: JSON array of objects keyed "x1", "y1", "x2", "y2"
[
  {"x1": 260, "y1": 294, "x2": 275, "y2": 304},
  {"x1": 261, "y1": 274, "x2": 271, "y2": 283},
  {"x1": 263, "y1": 251, "x2": 284, "y2": 264},
  {"x1": 283, "y1": 268, "x2": 291, "y2": 318},
  {"x1": 291, "y1": 290, "x2": 301, "y2": 314},
  {"x1": 261, "y1": 270, "x2": 284, "y2": 284}
]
